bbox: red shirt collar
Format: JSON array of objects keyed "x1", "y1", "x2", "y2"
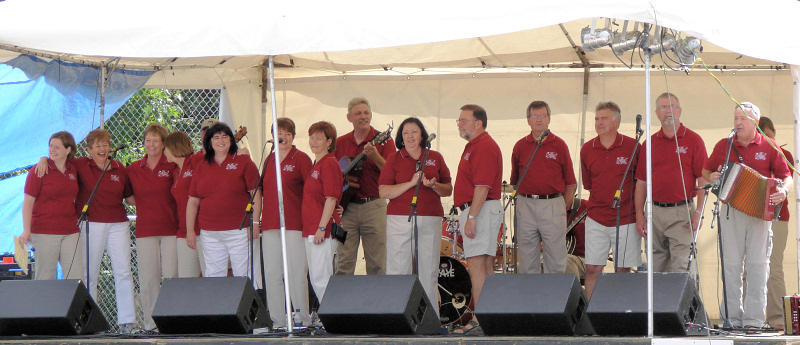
[
  {"x1": 655, "y1": 124, "x2": 687, "y2": 139},
  {"x1": 524, "y1": 131, "x2": 551, "y2": 144},
  {"x1": 735, "y1": 131, "x2": 764, "y2": 148},
  {"x1": 592, "y1": 132, "x2": 624, "y2": 150},
  {"x1": 350, "y1": 127, "x2": 378, "y2": 146},
  {"x1": 466, "y1": 131, "x2": 490, "y2": 147}
]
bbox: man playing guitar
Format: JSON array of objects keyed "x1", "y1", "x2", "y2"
[{"x1": 334, "y1": 97, "x2": 396, "y2": 275}]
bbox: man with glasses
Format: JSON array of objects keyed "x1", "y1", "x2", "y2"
[
  {"x1": 703, "y1": 102, "x2": 792, "y2": 328},
  {"x1": 633, "y1": 93, "x2": 708, "y2": 273},
  {"x1": 510, "y1": 100, "x2": 576, "y2": 274},
  {"x1": 451, "y1": 104, "x2": 503, "y2": 334}
]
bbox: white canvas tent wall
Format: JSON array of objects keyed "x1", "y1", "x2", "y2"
[{"x1": 2, "y1": 0, "x2": 800, "y2": 323}]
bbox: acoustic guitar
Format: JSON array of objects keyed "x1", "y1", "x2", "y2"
[{"x1": 338, "y1": 125, "x2": 393, "y2": 210}]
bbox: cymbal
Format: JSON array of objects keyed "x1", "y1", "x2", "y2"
[{"x1": 502, "y1": 183, "x2": 515, "y2": 194}]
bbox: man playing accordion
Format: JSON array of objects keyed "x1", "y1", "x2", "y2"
[{"x1": 702, "y1": 102, "x2": 792, "y2": 329}]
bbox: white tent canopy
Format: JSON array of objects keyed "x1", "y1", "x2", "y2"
[{"x1": 2, "y1": 0, "x2": 800, "y2": 323}]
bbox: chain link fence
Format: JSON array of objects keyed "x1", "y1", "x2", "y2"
[{"x1": 74, "y1": 88, "x2": 221, "y2": 331}]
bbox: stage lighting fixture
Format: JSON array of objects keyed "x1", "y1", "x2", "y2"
[
  {"x1": 673, "y1": 36, "x2": 702, "y2": 65},
  {"x1": 581, "y1": 26, "x2": 613, "y2": 52},
  {"x1": 643, "y1": 27, "x2": 675, "y2": 55},
  {"x1": 611, "y1": 20, "x2": 641, "y2": 55}
]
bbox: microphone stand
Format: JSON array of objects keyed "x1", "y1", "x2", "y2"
[
  {"x1": 76, "y1": 151, "x2": 117, "y2": 294},
  {"x1": 240, "y1": 141, "x2": 275, "y2": 287},
  {"x1": 407, "y1": 141, "x2": 434, "y2": 275},
  {"x1": 686, "y1": 185, "x2": 711, "y2": 288},
  {"x1": 503, "y1": 130, "x2": 548, "y2": 274},
  {"x1": 711, "y1": 131, "x2": 737, "y2": 329},
  {"x1": 612, "y1": 128, "x2": 643, "y2": 272}
]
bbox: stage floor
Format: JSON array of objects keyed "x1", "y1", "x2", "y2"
[{"x1": 2, "y1": 334, "x2": 800, "y2": 345}]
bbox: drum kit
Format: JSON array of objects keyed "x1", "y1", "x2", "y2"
[{"x1": 437, "y1": 182, "x2": 518, "y2": 326}]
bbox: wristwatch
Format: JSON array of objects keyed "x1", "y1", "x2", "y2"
[
  {"x1": 467, "y1": 214, "x2": 477, "y2": 220},
  {"x1": 318, "y1": 226, "x2": 326, "y2": 231}
]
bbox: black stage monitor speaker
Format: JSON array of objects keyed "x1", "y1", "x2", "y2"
[
  {"x1": 474, "y1": 274, "x2": 593, "y2": 335},
  {"x1": 318, "y1": 275, "x2": 440, "y2": 335},
  {"x1": 0, "y1": 279, "x2": 108, "y2": 335},
  {"x1": 586, "y1": 272, "x2": 708, "y2": 336},
  {"x1": 152, "y1": 277, "x2": 269, "y2": 334}
]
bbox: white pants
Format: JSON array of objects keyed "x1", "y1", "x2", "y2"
[
  {"x1": 200, "y1": 229, "x2": 250, "y2": 277},
  {"x1": 176, "y1": 236, "x2": 205, "y2": 277},
  {"x1": 260, "y1": 230, "x2": 310, "y2": 327},
  {"x1": 385, "y1": 215, "x2": 441, "y2": 316},
  {"x1": 305, "y1": 237, "x2": 337, "y2": 301},
  {"x1": 80, "y1": 221, "x2": 136, "y2": 325},
  {"x1": 719, "y1": 205, "x2": 772, "y2": 327},
  {"x1": 31, "y1": 233, "x2": 82, "y2": 280},
  {"x1": 137, "y1": 235, "x2": 178, "y2": 330}
]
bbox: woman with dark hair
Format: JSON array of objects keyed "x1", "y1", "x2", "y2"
[
  {"x1": 186, "y1": 122, "x2": 259, "y2": 277},
  {"x1": 378, "y1": 117, "x2": 452, "y2": 315},
  {"x1": 252, "y1": 117, "x2": 313, "y2": 327},
  {"x1": 302, "y1": 121, "x2": 342, "y2": 300},
  {"x1": 20, "y1": 131, "x2": 82, "y2": 280},
  {"x1": 126, "y1": 123, "x2": 178, "y2": 331},
  {"x1": 164, "y1": 130, "x2": 204, "y2": 277}
]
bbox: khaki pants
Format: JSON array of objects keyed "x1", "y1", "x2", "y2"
[
  {"x1": 385, "y1": 215, "x2": 441, "y2": 316},
  {"x1": 137, "y1": 235, "x2": 178, "y2": 330},
  {"x1": 565, "y1": 254, "x2": 585, "y2": 281},
  {"x1": 650, "y1": 204, "x2": 694, "y2": 273},
  {"x1": 31, "y1": 233, "x2": 82, "y2": 280},
  {"x1": 516, "y1": 196, "x2": 567, "y2": 274},
  {"x1": 176, "y1": 236, "x2": 204, "y2": 277},
  {"x1": 260, "y1": 230, "x2": 310, "y2": 327},
  {"x1": 766, "y1": 220, "x2": 788, "y2": 328},
  {"x1": 337, "y1": 199, "x2": 387, "y2": 275}
]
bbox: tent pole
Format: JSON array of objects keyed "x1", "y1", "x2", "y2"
[
  {"x1": 267, "y1": 56, "x2": 294, "y2": 332},
  {"x1": 792, "y1": 65, "x2": 800, "y2": 291},
  {"x1": 100, "y1": 63, "x2": 106, "y2": 128},
  {"x1": 644, "y1": 55, "x2": 654, "y2": 338},
  {"x1": 577, "y1": 65, "x2": 589, "y2": 196}
]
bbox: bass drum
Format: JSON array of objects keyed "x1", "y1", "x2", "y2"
[{"x1": 438, "y1": 256, "x2": 473, "y2": 326}]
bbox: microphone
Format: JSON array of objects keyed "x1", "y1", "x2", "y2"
[
  {"x1": 538, "y1": 129, "x2": 551, "y2": 142},
  {"x1": 425, "y1": 133, "x2": 437, "y2": 147},
  {"x1": 635, "y1": 114, "x2": 642, "y2": 135},
  {"x1": 267, "y1": 139, "x2": 285, "y2": 144},
  {"x1": 109, "y1": 144, "x2": 126, "y2": 152},
  {"x1": 727, "y1": 128, "x2": 738, "y2": 139}
]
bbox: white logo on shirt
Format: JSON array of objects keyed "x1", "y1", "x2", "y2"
[
  {"x1": 676, "y1": 146, "x2": 688, "y2": 154},
  {"x1": 545, "y1": 151, "x2": 557, "y2": 160},
  {"x1": 311, "y1": 170, "x2": 319, "y2": 179},
  {"x1": 183, "y1": 170, "x2": 193, "y2": 178},
  {"x1": 110, "y1": 174, "x2": 120, "y2": 182},
  {"x1": 68, "y1": 174, "x2": 76, "y2": 180},
  {"x1": 755, "y1": 152, "x2": 767, "y2": 161},
  {"x1": 226, "y1": 163, "x2": 238, "y2": 170},
  {"x1": 283, "y1": 164, "x2": 295, "y2": 172},
  {"x1": 616, "y1": 157, "x2": 628, "y2": 165},
  {"x1": 464, "y1": 153, "x2": 471, "y2": 161},
  {"x1": 425, "y1": 159, "x2": 436, "y2": 167},
  {"x1": 157, "y1": 170, "x2": 170, "y2": 177}
]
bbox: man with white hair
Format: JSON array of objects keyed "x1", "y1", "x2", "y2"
[
  {"x1": 702, "y1": 102, "x2": 792, "y2": 328},
  {"x1": 580, "y1": 101, "x2": 642, "y2": 300}
]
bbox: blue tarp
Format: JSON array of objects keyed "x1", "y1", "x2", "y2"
[{"x1": 0, "y1": 55, "x2": 152, "y2": 254}]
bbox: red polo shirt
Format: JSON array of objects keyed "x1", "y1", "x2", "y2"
[
  {"x1": 73, "y1": 157, "x2": 132, "y2": 223},
  {"x1": 171, "y1": 156, "x2": 199, "y2": 238},
  {"x1": 127, "y1": 154, "x2": 178, "y2": 238},
  {"x1": 24, "y1": 159, "x2": 79, "y2": 235},
  {"x1": 635, "y1": 125, "x2": 707, "y2": 203},
  {"x1": 580, "y1": 133, "x2": 639, "y2": 226},
  {"x1": 335, "y1": 127, "x2": 396, "y2": 198},
  {"x1": 778, "y1": 148, "x2": 793, "y2": 221},
  {"x1": 704, "y1": 132, "x2": 791, "y2": 180},
  {"x1": 260, "y1": 146, "x2": 313, "y2": 231},
  {"x1": 510, "y1": 132, "x2": 576, "y2": 195},
  {"x1": 379, "y1": 148, "x2": 452, "y2": 217},
  {"x1": 189, "y1": 154, "x2": 259, "y2": 231},
  {"x1": 302, "y1": 153, "x2": 343, "y2": 237},
  {"x1": 454, "y1": 131, "x2": 503, "y2": 207}
]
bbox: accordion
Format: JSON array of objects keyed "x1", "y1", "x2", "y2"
[{"x1": 716, "y1": 162, "x2": 782, "y2": 221}]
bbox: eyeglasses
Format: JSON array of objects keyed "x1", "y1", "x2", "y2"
[
  {"x1": 455, "y1": 119, "x2": 472, "y2": 125},
  {"x1": 528, "y1": 114, "x2": 548, "y2": 119}
]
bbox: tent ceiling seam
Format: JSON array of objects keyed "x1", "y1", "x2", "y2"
[{"x1": 477, "y1": 37, "x2": 506, "y2": 68}]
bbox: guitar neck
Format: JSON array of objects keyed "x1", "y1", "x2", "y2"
[{"x1": 342, "y1": 152, "x2": 367, "y2": 176}]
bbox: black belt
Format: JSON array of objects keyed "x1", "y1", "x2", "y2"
[
  {"x1": 653, "y1": 200, "x2": 689, "y2": 207},
  {"x1": 457, "y1": 199, "x2": 498, "y2": 211},
  {"x1": 519, "y1": 192, "x2": 562, "y2": 200},
  {"x1": 350, "y1": 197, "x2": 379, "y2": 204}
]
